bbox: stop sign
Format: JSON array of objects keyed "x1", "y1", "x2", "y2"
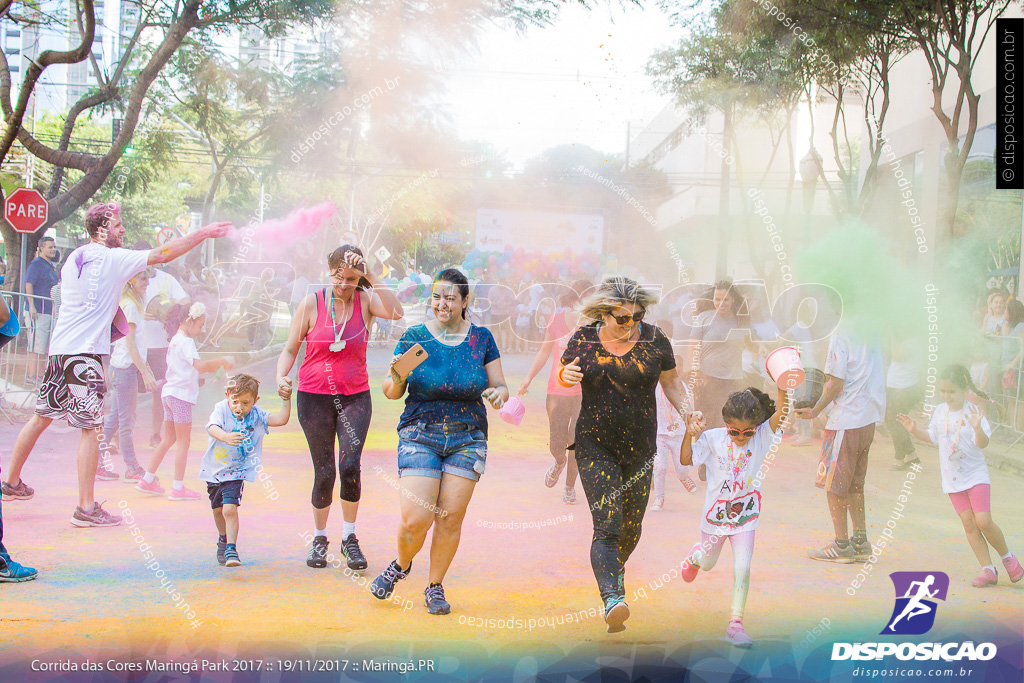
[{"x1": 4, "y1": 188, "x2": 48, "y2": 233}]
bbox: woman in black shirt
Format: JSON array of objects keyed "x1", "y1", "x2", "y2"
[{"x1": 559, "y1": 276, "x2": 696, "y2": 633}]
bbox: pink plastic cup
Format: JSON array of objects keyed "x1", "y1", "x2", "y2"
[
  {"x1": 765, "y1": 346, "x2": 805, "y2": 390},
  {"x1": 499, "y1": 395, "x2": 526, "y2": 426}
]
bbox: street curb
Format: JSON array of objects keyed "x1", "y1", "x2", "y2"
[{"x1": 986, "y1": 450, "x2": 1024, "y2": 480}]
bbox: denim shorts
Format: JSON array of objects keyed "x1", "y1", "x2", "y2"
[
  {"x1": 207, "y1": 480, "x2": 244, "y2": 508},
  {"x1": 397, "y1": 422, "x2": 487, "y2": 482}
]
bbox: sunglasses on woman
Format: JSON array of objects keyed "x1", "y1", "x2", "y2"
[
  {"x1": 610, "y1": 309, "x2": 645, "y2": 325},
  {"x1": 727, "y1": 427, "x2": 757, "y2": 438}
]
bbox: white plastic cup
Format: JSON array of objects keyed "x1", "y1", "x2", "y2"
[{"x1": 765, "y1": 346, "x2": 805, "y2": 390}]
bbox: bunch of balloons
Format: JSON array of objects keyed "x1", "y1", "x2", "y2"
[
  {"x1": 392, "y1": 272, "x2": 431, "y2": 304},
  {"x1": 461, "y1": 246, "x2": 616, "y2": 282}
]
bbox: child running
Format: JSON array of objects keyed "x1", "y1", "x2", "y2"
[
  {"x1": 897, "y1": 364, "x2": 1023, "y2": 587},
  {"x1": 650, "y1": 376, "x2": 697, "y2": 511},
  {"x1": 678, "y1": 384, "x2": 789, "y2": 648},
  {"x1": 136, "y1": 302, "x2": 233, "y2": 500},
  {"x1": 198, "y1": 374, "x2": 291, "y2": 567}
]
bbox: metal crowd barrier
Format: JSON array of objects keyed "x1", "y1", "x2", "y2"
[
  {"x1": 983, "y1": 334, "x2": 1024, "y2": 451},
  {"x1": 0, "y1": 291, "x2": 57, "y2": 422}
]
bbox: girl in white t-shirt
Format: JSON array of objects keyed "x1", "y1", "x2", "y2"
[
  {"x1": 99, "y1": 271, "x2": 157, "y2": 481},
  {"x1": 136, "y1": 303, "x2": 233, "y2": 501},
  {"x1": 678, "y1": 384, "x2": 789, "y2": 648},
  {"x1": 898, "y1": 364, "x2": 1023, "y2": 588}
]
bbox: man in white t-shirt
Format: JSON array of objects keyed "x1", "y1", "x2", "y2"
[
  {"x1": 0, "y1": 203, "x2": 230, "y2": 532},
  {"x1": 795, "y1": 323, "x2": 885, "y2": 564}
]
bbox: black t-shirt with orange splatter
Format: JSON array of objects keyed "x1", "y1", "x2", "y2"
[{"x1": 561, "y1": 322, "x2": 676, "y2": 462}]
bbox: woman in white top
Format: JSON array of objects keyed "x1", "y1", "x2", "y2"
[
  {"x1": 98, "y1": 271, "x2": 157, "y2": 482},
  {"x1": 898, "y1": 364, "x2": 1023, "y2": 588}
]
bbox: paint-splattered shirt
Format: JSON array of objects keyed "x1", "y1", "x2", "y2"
[
  {"x1": 395, "y1": 323, "x2": 501, "y2": 436},
  {"x1": 199, "y1": 399, "x2": 271, "y2": 483},
  {"x1": 562, "y1": 322, "x2": 676, "y2": 460}
]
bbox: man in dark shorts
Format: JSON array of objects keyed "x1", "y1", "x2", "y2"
[
  {"x1": 0, "y1": 203, "x2": 230, "y2": 532},
  {"x1": 795, "y1": 327, "x2": 886, "y2": 563}
]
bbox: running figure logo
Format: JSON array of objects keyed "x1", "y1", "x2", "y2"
[{"x1": 881, "y1": 571, "x2": 949, "y2": 635}]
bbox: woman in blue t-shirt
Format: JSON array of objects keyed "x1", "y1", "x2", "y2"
[{"x1": 370, "y1": 268, "x2": 508, "y2": 615}]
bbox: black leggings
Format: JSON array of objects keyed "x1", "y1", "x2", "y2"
[
  {"x1": 575, "y1": 437, "x2": 654, "y2": 604},
  {"x1": 297, "y1": 390, "x2": 372, "y2": 508},
  {"x1": 547, "y1": 393, "x2": 581, "y2": 487}
]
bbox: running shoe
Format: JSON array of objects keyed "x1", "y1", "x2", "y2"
[
  {"x1": 726, "y1": 619, "x2": 753, "y2": 648},
  {"x1": 341, "y1": 534, "x2": 368, "y2": 570},
  {"x1": 370, "y1": 560, "x2": 411, "y2": 599},
  {"x1": 135, "y1": 477, "x2": 165, "y2": 496},
  {"x1": 217, "y1": 538, "x2": 227, "y2": 566},
  {"x1": 168, "y1": 486, "x2": 201, "y2": 502},
  {"x1": 0, "y1": 553, "x2": 37, "y2": 582},
  {"x1": 1, "y1": 479, "x2": 34, "y2": 501},
  {"x1": 95, "y1": 466, "x2": 119, "y2": 482},
  {"x1": 70, "y1": 501, "x2": 122, "y2": 527},
  {"x1": 424, "y1": 583, "x2": 451, "y2": 615},
  {"x1": 790, "y1": 435, "x2": 813, "y2": 446},
  {"x1": 224, "y1": 545, "x2": 241, "y2": 567},
  {"x1": 563, "y1": 487, "x2": 577, "y2": 505},
  {"x1": 307, "y1": 536, "x2": 329, "y2": 568},
  {"x1": 1003, "y1": 555, "x2": 1023, "y2": 583},
  {"x1": 972, "y1": 567, "x2": 998, "y2": 587},
  {"x1": 123, "y1": 466, "x2": 146, "y2": 483},
  {"x1": 681, "y1": 475, "x2": 697, "y2": 493},
  {"x1": 681, "y1": 542, "x2": 702, "y2": 582},
  {"x1": 544, "y1": 462, "x2": 565, "y2": 488},
  {"x1": 650, "y1": 497, "x2": 664, "y2": 511},
  {"x1": 889, "y1": 458, "x2": 921, "y2": 472},
  {"x1": 604, "y1": 597, "x2": 629, "y2": 633},
  {"x1": 851, "y1": 537, "x2": 873, "y2": 560},
  {"x1": 807, "y1": 540, "x2": 855, "y2": 564}
]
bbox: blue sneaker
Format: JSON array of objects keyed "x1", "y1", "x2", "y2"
[
  {"x1": 424, "y1": 583, "x2": 451, "y2": 615},
  {"x1": 604, "y1": 596, "x2": 629, "y2": 633},
  {"x1": 370, "y1": 559, "x2": 410, "y2": 600},
  {"x1": 217, "y1": 537, "x2": 227, "y2": 566},
  {"x1": 0, "y1": 552, "x2": 38, "y2": 582}
]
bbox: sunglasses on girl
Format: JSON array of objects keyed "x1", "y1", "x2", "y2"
[
  {"x1": 727, "y1": 427, "x2": 757, "y2": 438},
  {"x1": 610, "y1": 309, "x2": 645, "y2": 325}
]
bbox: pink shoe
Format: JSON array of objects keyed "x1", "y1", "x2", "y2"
[
  {"x1": 681, "y1": 542, "x2": 702, "y2": 583},
  {"x1": 134, "y1": 477, "x2": 165, "y2": 496},
  {"x1": 681, "y1": 475, "x2": 697, "y2": 493},
  {"x1": 168, "y1": 486, "x2": 201, "y2": 501},
  {"x1": 972, "y1": 567, "x2": 998, "y2": 587},
  {"x1": 726, "y1": 619, "x2": 753, "y2": 648},
  {"x1": 1002, "y1": 555, "x2": 1023, "y2": 583}
]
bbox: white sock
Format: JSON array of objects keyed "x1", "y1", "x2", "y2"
[
  {"x1": 315, "y1": 528, "x2": 327, "y2": 539},
  {"x1": 690, "y1": 549, "x2": 705, "y2": 569},
  {"x1": 342, "y1": 521, "x2": 356, "y2": 539},
  {"x1": 172, "y1": 480, "x2": 184, "y2": 491},
  {"x1": 984, "y1": 564, "x2": 997, "y2": 574},
  {"x1": 143, "y1": 472, "x2": 155, "y2": 484},
  {"x1": 1001, "y1": 551, "x2": 1014, "y2": 561}
]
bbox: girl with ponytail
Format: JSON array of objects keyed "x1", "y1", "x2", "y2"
[
  {"x1": 678, "y1": 383, "x2": 790, "y2": 648},
  {"x1": 898, "y1": 364, "x2": 1022, "y2": 588}
]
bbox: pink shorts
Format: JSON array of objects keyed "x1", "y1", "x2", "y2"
[
  {"x1": 162, "y1": 396, "x2": 194, "y2": 424},
  {"x1": 948, "y1": 484, "x2": 991, "y2": 515}
]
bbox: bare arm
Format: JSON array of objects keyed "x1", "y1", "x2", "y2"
[
  {"x1": 125, "y1": 323, "x2": 156, "y2": 391},
  {"x1": 896, "y1": 414, "x2": 933, "y2": 443},
  {"x1": 383, "y1": 355, "x2": 408, "y2": 400},
  {"x1": 208, "y1": 424, "x2": 243, "y2": 446},
  {"x1": 276, "y1": 293, "x2": 314, "y2": 387},
  {"x1": 194, "y1": 357, "x2": 231, "y2": 374},
  {"x1": 795, "y1": 374, "x2": 844, "y2": 420},
  {"x1": 147, "y1": 222, "x2": 232, "y2": 266},
  {"x1": 518, "y1": 324, "x2": 557, "y2": 395},
  {"x1": 24, "y1": 282, "x2": 36, "y2": 316},
  {"x1": 482, "y1": 358, "x2": 509, "y2": 409},
  {"x1": 268, "y1": 398, "x2": 291, "y2": 427},
  {"x1": 658, "y1": 368, "x2": 692, "y2": 416},
  {"x1": 364, "y1": 271, "x2": 404, "y2": 320}
]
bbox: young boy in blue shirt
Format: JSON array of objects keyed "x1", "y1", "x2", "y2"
[{"x1": 199, "y1": 373, "x2": 290, "y2": 567}]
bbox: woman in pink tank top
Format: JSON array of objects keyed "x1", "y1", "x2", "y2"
[
  {"x1": 515, "y1": 280, "x2": 591, "y2": 505},
  {"x1": 276, "y1": 245, "x2": 403, "y2": 570}
]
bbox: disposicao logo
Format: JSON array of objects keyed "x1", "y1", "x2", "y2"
[
  {"x1": 831, "y1": 571, "x2": 997, "y2": 662},
  {"x1": 882, "y1": 571, "x2": 948, "y2": 635}
]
